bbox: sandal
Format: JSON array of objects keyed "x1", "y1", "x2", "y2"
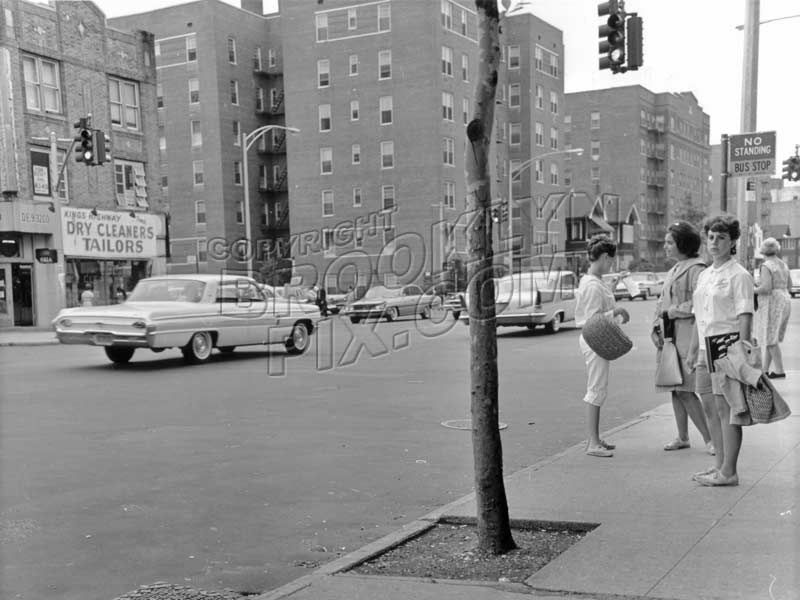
[
  {"x1": 599, "y1": 439, "x2": 616, "y2": 450},
  {"x1": 664, "y1": 438, "x2": 690, "y2": 451}
]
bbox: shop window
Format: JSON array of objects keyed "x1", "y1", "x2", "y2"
[{"x1": 114, "y1": 160, "x2": 148, "y2": 208}]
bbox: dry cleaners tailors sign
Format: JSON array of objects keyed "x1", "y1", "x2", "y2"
[
  {"x1": 61, "y1": 207, "x2": 162, "y2": 259},
  {"x1": 728, "y1": 131, "x2": 776, "y2": 178}
]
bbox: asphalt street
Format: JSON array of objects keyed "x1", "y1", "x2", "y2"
[{"x1": 0, "y1": 299, "x2": 743, "y2": 600}]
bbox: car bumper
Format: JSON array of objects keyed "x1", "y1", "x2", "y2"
[
  {"x1": 458, "y1": 311, "x2": 547, "y2": 326},
  {"x1": 55, "y1": 330, "x2": 151, "y2": 347}
]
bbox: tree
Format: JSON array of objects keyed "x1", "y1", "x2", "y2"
[{"x1": 464, "y1": 0, "x2": 515, "y2": 555}]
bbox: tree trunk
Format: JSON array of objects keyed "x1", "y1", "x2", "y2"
[{"x1": 465, "y1": 0, "x2": 516, "y2": 555}]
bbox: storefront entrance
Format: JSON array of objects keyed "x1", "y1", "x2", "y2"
[{"x1": 2, "y1": 263, "x2": 34, "y2": 326}]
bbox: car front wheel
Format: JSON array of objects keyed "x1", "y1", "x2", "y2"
[
  {"x1": 105, "y1": 347, "x2": 135, "y2": 364},
  {"x1": 286, "y1": 322, "x2": 310, "y2": 355},
  {"x1": 350, "y1": 316, "x2": 361, "y2": 324},
  {"x1": 182, "y1": 331, "x2": 213, "y2": 364},
  {"x1": 545, "y1": 313, "x2": 562, "y2": 334},
  {"x1": 385, "y1": 307, "x2": 399, "y2": 322}
]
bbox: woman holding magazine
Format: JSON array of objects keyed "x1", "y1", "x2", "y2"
[{"x1": 688, "y1": 216, "x2": 755, "y2": 486}]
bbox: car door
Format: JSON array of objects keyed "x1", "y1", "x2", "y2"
[
  {"x1": 216, "y1": 279, "x2": 268, "y2": 346},
  {"x1": 559, "y1": 272, "x2": 577, "y2": 321},
  {"x1": 403, "y1": 285, "x2": 423, "y2": 316}
]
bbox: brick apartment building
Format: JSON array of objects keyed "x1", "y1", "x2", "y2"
[
  {"x1": 110, "y1": 0, "x2": 288, "y2": 281},
  {"x1": 564, "y1": 86, "x2": 711, "y2": 268},
  {"x1": 0, "y1": 0, "x2": 161, "y2": 328}
]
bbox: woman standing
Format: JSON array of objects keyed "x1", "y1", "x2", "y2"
[
  {"x1": 575, "y1": 234, "x2": 630, "y2": 458},
  {"x1": 652, "y1": 222, "x2": 713, "y2": 454},
  {"x1": 754, "y1": 238, "x2": 792, "y2": 379},
  {"x1": 688, "y1": 216, "x2": 754, "y2": 486}
]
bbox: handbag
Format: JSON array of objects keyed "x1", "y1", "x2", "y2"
[
  {"x1": 655, "y1": 338, "x2": 683, "y2": 386},
  {"x1": 743, "y1": 375, "x2": 791, "y2": 424}
]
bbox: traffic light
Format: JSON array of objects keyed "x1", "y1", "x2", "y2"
[
  {"x1": 598, "y1": 0, "x2": 625, "y2": 72},
  {"x1": 73, "y1": 120, "x2": 95, "y2": 165},
  {"x1": 783, "y1": 156, "x2": 800, "y2": 182},
  {"x1": 93, "y1": 130, "x2": 111, "y2": 165},
  {"x1": 626, "y1": 15, "x2": 643, "y2": 70}
]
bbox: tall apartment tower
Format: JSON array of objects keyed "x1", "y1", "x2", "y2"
[
  {"x1": 564, "y1": 87, "x2": 711, "y2": 266},
  {"x1": 110, "y1": 0, "x2": 289, "y2": 279},
  {"x1": 0, "y1": 0, "x2": 160, "y2": 328}
]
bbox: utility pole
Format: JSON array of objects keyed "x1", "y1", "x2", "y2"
[{"x1": 736, "y1": 0, "x2": 759, "y2": 264}]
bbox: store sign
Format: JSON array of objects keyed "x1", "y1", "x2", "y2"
[
  {"x1": 728, "y1": 131, "x2": 776, "y2": 178},
  {"x1": 60, "y1": 207, "x2": 163, "y2": 259},
  {"x1": 35, "y1": 248, "x2": 58, "y2": 263},
  {"x1": 0, "y1": 202, "x2": 56, "y2": 234}
]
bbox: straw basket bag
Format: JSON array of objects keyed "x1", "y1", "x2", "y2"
[{"x1": 582, "y1": 313, "x2": 633, "y2": 361}]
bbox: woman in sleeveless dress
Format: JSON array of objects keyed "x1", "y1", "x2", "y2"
[{"x1": 754, "y1": 238, "x2": 792, "y2": 378}]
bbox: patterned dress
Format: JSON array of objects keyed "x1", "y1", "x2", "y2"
[{"x1": 756, "y1": 258, "x2": 791, "y2": 346}]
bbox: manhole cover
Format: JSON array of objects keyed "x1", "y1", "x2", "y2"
[{"x1": 441, "y1": 419, "x2": 508, "y2": 430}]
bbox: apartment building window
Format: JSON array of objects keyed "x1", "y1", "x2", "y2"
[
  {"x1": 550, "y1": 163, "x2": 558, "y2": 185},
  {"x1": 273, "y1": 164, "x2": 281, "y2": 183},
  {"x1": 444, "y1": 181, "x2": 455, "y2": 209},
  {"x1": 114, "y1": 160, "x2": 148, "y2": 208},
  {"x1": 320, "y1": 147, "x2": 333, "y2": 174},
  {"x1": 535, "y1": 122, "x2": 544, "y2": 146},
  {"x1": 348, "y1": 8, "x2": 357, "y2": 29},
  {"x1": 510, "y1": 159, "x2": 521, "y2": 184},
  {"x1": 378, "y1": 3, "x2": 391, "y2": 31},
  {"x1": 379, "y1": 50, "x2": 391, "y2": 79},
  {"x1": 109, "y1": 78, "x2": 140, "y2": 130},
  {"x1": 188, "y1": 78, "x2": 199, "y2": 104},
  {"x1": 254, "y1": 47, "x2": 262, "y2": 71},
  {"x1": 550, "y1": 127, "x2": 558, "y2": 150},
  {"x1": 352, "y1": 144, "x2": 361, "y2": 164},
  {"x1": 231, "y1": 160, "x2": 241, "y2": 185},
  {"x1": 550, "y1": 91, "x2": 558, "y2": 114},
  {"x1": 316, "y1": 14, "x2": 328, "y2": 41},
  {"x1": 590, "y1": 111, "x2": 600, "y2": 129},
  {"x1": 191, "y1": 120, "x2": 202, "y2": 146},
  {"x1": 156, "y1": 82, "x2": 163, "y2": 109},
  {"x1": 535, "y1": 84, "x2": 544, "y2": 109},
  {"x1": 509, "y1": 83, "x2": 520, "y2": 108},
  {"x1": 534, "y1": 159, "x2": 543, "y2": 183},
  {"x1": 259, "y1": 164, "x2": 268, "y2": 188},
  {"x1": 270, "y1": 88, "x2": 279, "y2": 110},
  {"x1": 441, "y1": 46, "x2": 453, "y2": 76},
  {"x1": 509, "y1": 123, "x2": 521, "y2": 146},
  {"x1": 236, "y1": 200, "x2": 244, "y2": 224},
  {"x1": 349, "y1": 54, "x2": 359, "y2": 75},
  {"x1": 534, "y1": 47, "x2": 543, "y2": 71},
  {"x1": 186, "y1": 36, "x2": 197, "y2": 61},
  {"x1": 233, "y1": 120, "x2": 241, "y2": 145},
  {"x1": 563, "y1": 114, "x2": 571, "y2": 130},
  {"x1": 227, "y1": 37, "x2": 237, "y2": 63},
  {"x1": 591, "y1": 140, "x2": 600, "y2": 160},
  {"x1": 564, "y1": 170, "x2": 572, "y2": 186},
  {"x1": 462, "y1": 98, "x2": 470, "y2": 124},
  {"x1": 549, "y1": 53, "x2": 559, "y2": 77},
  {"x1": 380, "y1": 96, "x2": 392, "y2": 124},
  {"x1": 381, "y1": 141, "x2": 394, "y2": 169},
  {"x1": 318, "y1": 59, "x2": 330, "y2": 87},
  {"x1": 22, "y1": 55, "x2": 61, "y2": 113},
  {"x1": 382, "y1": 185, "x2": 395, "y2": 211},
  {"x1": 353, "y1": 187, "x2": 363, "y2": 207},
  {"x1": 442, "y1": 92, "x2": 453, "y2": 121},
  {"x1": 196, "y1": 200, "x2": 206, "y2": 224},
  {"x1": 507, "y1": 45, "x2": 520, "y2": 69},
  {"x1": 383, "y1": 226, "x2": 396, "y2": 249},
  {"x1": 319, "y1": 104, "x2": 331, "y2": 131},
  {"x1": 441, "y1": 0, "x2": 452, "y2": 28},
  {"x1": 591, "y1": 166, "x2": 600, "y2": 182},
  {"x1": 443, "y1": 137, "x2": 454, "y2": 166},
  {"x1": 462, "y1": 54, "x2": 469, "y2": 81},
  {"x1": 230, "y1": 80, "x2": 239, "y2": 105},
  {"x1": 193, "y1": 160, "x2": 204, "y2": 185},
  {"x1": 255, "y1": 88, "x2": 265, "y2": 112},
  {"x1": 322, "y1": 190, "x2": 334, "y2": 217},
  {"x1": 159, "y1": 135, "x2": 166, "y2": 152},
  {"x1": 461, "y1": 9, "x2": 468, "y2": 35}
]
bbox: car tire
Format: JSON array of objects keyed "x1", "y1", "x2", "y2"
[
  {"x1": 386, "y1": 307, "x2": 399, "y2": 322},
  {"x1": 105, "y1": 347, "x2": 134, "y2": 364},
  {"x1": 350, "y1": 316, "x2": 361, "y2": 324},
  {"x1": 421, "y1": 306, "x2": 432, "y2": 319},
  {"x1": 182, "y1": 331, "x2": 213, "y2": 364},
  {"x1": 544, "y1": 313, "x2": 562, "y2": 334},
  {"x1": 219, "y1": 346, "x2": 236, "y2": 354},
  {"x1": 286, "y1": 322, "x2": 310, "y2": 355},
  {"x1": 452, "y1": 310, "x2": 461, "y2": 320}
]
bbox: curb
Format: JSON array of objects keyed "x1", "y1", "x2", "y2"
[
  {"x1": 0, "y1": 340, "x2": 60, "y2": 346},
  {"x1": 253, "y1": 410, "x2": 656, "y2": 600}
]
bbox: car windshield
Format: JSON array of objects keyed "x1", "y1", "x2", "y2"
[
  {"x1": 363, "y1": 286, "x2": 402, "y2": 299},
  {"x1": 128, "y1": 279, "x2": 206, "y2": 303},
  {"x1": 497, "y1": 272, "x2": 555, "y2": 296},
  {"x1": 629, "y1": 274, "x2": 651, "y2": 281}
]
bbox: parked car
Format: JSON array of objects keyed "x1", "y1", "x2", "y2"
[
  {"x1": 443, "y1": 291, "x2": 466, "y2": 320},
  {"x1": 602, "y1": 273, "x2": 630, "y2": 301},
  {"x1": 790, "y1": 269, "x2": 800, "y2": 298},
  {"x1": 341, "y1": 284, "x2": 441, "y2": 323},
  {"x1": 459, "y1": 270, "x2": 577, "y2": 333},
  {"x1": 326, "y1": 292, "x2": 349, "y2": 314},
  {"x1": 52, "y1": 275, "x2": 322, "y2": 364},
  {"x1": 626, "y1": 272, "x2": 664, "y2": 299}
]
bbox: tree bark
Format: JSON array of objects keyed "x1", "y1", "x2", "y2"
[{"x1": 465, "y1": 0, "x2": 516, "y2": 555}]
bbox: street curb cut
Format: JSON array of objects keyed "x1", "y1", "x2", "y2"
[{"x1": 253, "y1": 410, "x2": 657, "y2": 600}]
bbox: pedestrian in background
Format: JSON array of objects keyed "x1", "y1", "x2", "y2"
[
  {"x1": 754, "y1": 237, "x2": 792, "y2": 379},
  {"x1": 652, "y1": 222, "x2": 714, "y2": 454},
  {"x1": 315, "y1": 284, "x2": 328, "y2": 317},
  {"x1": 688, "y1": 215, "x2": 754, "y2": 486},
  {"x1": 80, "y1": 284, "x2": 95, "y2": 307},
  {"x1": 575, "y1": 234, "x2": 630, "y2": 458}
]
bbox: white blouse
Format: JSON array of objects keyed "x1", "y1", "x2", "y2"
[{"x1": 692, "y1": 257, "x2": 754, "y2": 345}]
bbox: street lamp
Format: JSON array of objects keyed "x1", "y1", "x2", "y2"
[
  {"x1": 506, "y1": 147, "x2": 584, "y2": 271},
  {"x1": 241, "y1": 124, "x2": 300, "y2": 278}
]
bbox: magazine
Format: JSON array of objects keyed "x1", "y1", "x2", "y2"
[{"x1": 704, "y1": 332, "x2": 740, "y2": 373}]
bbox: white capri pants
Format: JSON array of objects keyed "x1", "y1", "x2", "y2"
[{"x1": 579, "y1": 335, "x2": 610, "y2": 407}]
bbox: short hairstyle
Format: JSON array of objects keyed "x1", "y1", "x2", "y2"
[
  {"x1": 760, "y1": 237, "x2": 781, "y2": 257},
  {"x1": 586, "y1": 233, "x2": 616, "y2": 261},
  {"x1": 667, "y1": 221, "x2": 701, "y2": 258},
  {"x1": 703, "y1": 215, "x2": 741, "y2": 255}
]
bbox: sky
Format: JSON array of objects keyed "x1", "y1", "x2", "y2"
[{"x1": 91, "y1": 0, "x2": 799, "y2": 172}]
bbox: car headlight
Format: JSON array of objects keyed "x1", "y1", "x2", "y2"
[
  {"x1": 58, "y1": 318, "x2": 73, "y2": 328},
  {"x1": 376, "y1": 302, "x2": 386, "y2": 310},
  {"x1": 132, "y1": 320, "x2": 147, "y2": 329}
]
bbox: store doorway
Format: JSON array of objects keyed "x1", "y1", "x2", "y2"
[{"x1": 12, "y1": 263, "x2": 33, "y2": 326}]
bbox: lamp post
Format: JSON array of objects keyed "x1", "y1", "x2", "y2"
[
  {"x1": 241, "y1": 124, "x2": 300, "y2": 278},
  {"x1": 506, "y1": 147, "x2": 584, "y2": 271}
]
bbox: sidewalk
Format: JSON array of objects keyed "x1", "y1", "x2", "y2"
[
  {"x1": 257, "y1": 377, "x2": 799, "y2": 600},
  {"x1": 0, "y1": 327, "x2": 59, "y2": 346}
]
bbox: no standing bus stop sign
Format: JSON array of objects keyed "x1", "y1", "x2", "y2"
[{"x1": 728, "y1": 131, "x2": 776, "y2": 178}]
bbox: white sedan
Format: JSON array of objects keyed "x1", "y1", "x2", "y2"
[{"x1": 52, "y1": 274, "x2": 322, "y2": 364}]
